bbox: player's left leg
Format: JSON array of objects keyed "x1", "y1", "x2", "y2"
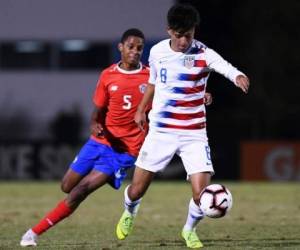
[
  {"x1": 178, "y1": 133, "x2": 213, "y2": 248},
  {"x1": 65, "y1": 170, "x2": 110, "y2": 209},
  {"x1": 61, "y1": 168, "x2": 84, "y2": 193},
  {"x1": 190, "y1": 172, "x2": 211, "y2": 205},
  {"x1": 60, "y1": 139, "x2": 101, "y2": 193},
  {"x1": 181, "y1": 172, "x2": 211, "y2": 249}
]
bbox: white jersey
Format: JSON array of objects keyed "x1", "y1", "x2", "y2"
[{"x1": 148, "y1": 38, "x2": 244, "y2": 133}]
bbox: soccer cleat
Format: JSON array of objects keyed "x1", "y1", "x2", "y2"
[
  {"x1": 181, "y1": 229, "x2": 203, "y2": 249},
  {"x1": 20, "y1": 229, "x2": 38, "y2": 247},
  {"x1": 116, "y1": 210, "x2": 134, "y2": 240}
]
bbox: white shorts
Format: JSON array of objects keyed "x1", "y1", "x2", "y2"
[{"x1": 135, "y1": 129, "x2": 214, "y2": 176}]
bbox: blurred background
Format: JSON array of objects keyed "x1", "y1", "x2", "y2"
[{"x1": 0, "y1": 0, "x2": 299, "y2": 181}]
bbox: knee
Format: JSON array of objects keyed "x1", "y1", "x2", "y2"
[{"x1": 61, "y1": 182, "x2": 71, "y2": 194}]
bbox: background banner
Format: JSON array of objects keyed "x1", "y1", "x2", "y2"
[{"x1": 241, "y1": 142, "x2": 300, "y2": 181}]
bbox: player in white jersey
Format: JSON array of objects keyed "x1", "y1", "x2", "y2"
[{"x1": 116, "y1": 4, "x2": 250, "y2": 249}]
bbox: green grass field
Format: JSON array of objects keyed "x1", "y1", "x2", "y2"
[{"x1": 0, "y1": 181, "x2": 299, "y2": 249}]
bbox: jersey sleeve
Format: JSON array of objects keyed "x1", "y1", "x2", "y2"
[
  {"x1": 148, "y1": 48, "x2": 157, "y2": 85},
  {"x1": 205, "y1": 48, "x2": 245, "y2": 86},
  {"x1": 93, "y1": 72, "x2": 108, "y2": 107}
]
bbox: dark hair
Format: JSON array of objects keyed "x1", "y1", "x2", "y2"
[
  {"x1": 120, "y1": 28, "x2": 145, "y2": 43},
  {"x1": 167, "y1": 4, "x2": 200, "y2": 33}
]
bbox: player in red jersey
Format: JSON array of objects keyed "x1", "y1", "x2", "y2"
[{"x1": 20, "y1": 28, "x2": 149, "y2": 247}]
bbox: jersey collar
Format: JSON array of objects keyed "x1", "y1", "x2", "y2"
[{"x1": 116, "y1": 62, "x2": 143, "y2": 74}]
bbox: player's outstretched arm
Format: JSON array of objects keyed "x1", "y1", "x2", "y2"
[
  {"x1": 135, "y1": 83, "x2": 155, "y2": 130},
  {"x1": 205, "y1": 48, "x2": 250, "y2": 94},
  {"x1": 235, "y1": 75, "x2": 250, "y2": 94}
]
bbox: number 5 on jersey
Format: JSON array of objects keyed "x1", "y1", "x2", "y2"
[{"x1": 123, "y1": 95, "x2": 132, "y2": 110}]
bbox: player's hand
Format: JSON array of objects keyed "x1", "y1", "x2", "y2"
[
  {"x1": 134, "y1": 110, "x2": 146, "y2": 131},
  {"x1": 204, "y1": 92, "x2": 213, "y2": 106},
  {"x1": 235, "y1": 75, "x2": 250, "y2": 93},
  {"x1": 90, "y1": 123, "x2": 104, "y2": 137}
]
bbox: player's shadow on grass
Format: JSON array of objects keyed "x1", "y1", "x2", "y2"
[
  {"x1": 131, "y1": 237, "x2": 300, "y2": 249},
  {"x1": 204, "y1": 237, "x2": 300, "y2": 248},
  {"x1": 131, "y1": 239, "x2": 187, "y2": 248}
]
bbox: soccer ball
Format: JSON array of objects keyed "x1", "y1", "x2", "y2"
[{"x1": 199, "y1": 184, "x2": 233, "y2": 218}]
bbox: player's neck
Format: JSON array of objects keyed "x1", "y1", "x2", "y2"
[
  {"x1": 169, "y1": 40, "x2": 192, "y2": 53},
  {"x1": 119, "y1": 62, "x2": 141, "y2": 71}
]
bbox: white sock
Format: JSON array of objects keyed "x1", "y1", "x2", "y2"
[
  {"x1": 183, "y1": 198, "x2": 204, "y2": 231},
  {"x1": 124, "y1": 185, "x2": 141, "y2": 216}
]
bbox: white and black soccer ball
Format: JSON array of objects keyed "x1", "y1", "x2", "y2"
[{"x1": 199, "y1": 184, "x2": 233, "y2": 218}]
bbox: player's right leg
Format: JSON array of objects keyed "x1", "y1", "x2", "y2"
[
  {"x1": 20, "y1": 172, "x2": 83, "y2": 247},
  {"x1": 20, "y1": 199, "x2": 74, "y2": 247},
  {"x1": 116, "y1": 130, "x2": 177, "y2": 240},
  {"x1": 20, "y1": 170, "x2": 110, "y2": 247},
  {"x1": 20, "y1": 139, "x2": 98, "y2": 247},
  {"x1": 116, "y1": 167, "x2": 155, "y2": 240}
]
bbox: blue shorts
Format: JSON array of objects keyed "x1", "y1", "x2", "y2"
[{"x1": 70, "y1": 139, "x2": 136, "y2": 189}]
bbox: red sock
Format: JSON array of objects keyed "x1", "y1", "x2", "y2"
[{"x1": 32, "y1": 200, "x2": 73, "y2": 235}]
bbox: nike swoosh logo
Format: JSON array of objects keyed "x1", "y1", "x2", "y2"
[{"x1": 159, "y1": 60, "x2": 168, "y2": 64}]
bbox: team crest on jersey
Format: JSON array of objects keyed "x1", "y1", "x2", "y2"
[
  {"x1": 139, "y1": 83, "x2": 147, "y2": 93},
  {"x1": 184, "y1": 55, "x2": 195, "y2": 69}
]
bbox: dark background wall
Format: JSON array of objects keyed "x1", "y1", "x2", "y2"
[
  {"x1": 178, "y1": 0, "x2": 300, "y2": 179},
  {"x1": 180, "y1": 0, "x2": 300, "y2": 140}
]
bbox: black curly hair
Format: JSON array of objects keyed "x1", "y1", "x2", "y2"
[
  {"x1": 167, "y1": 4, "x2": 200, "y2": 33},
  {"x1": 120, "y1": 28, "x2": 145, "y2": 43}
]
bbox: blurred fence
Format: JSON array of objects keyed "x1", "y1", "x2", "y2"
[
  {"x1": 0, "y1": 141, "x2": 79, "y2": 179},
  {"x1": 0, "y1": 140, "x2": 230, "y2": 180},
  {"x1": 0, "y1": 141, "x2": 299, "y2": 181}
]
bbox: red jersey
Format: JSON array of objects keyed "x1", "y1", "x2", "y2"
[{"x1": 91, "y1": 63, "x2": 149, "y2": 156}]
